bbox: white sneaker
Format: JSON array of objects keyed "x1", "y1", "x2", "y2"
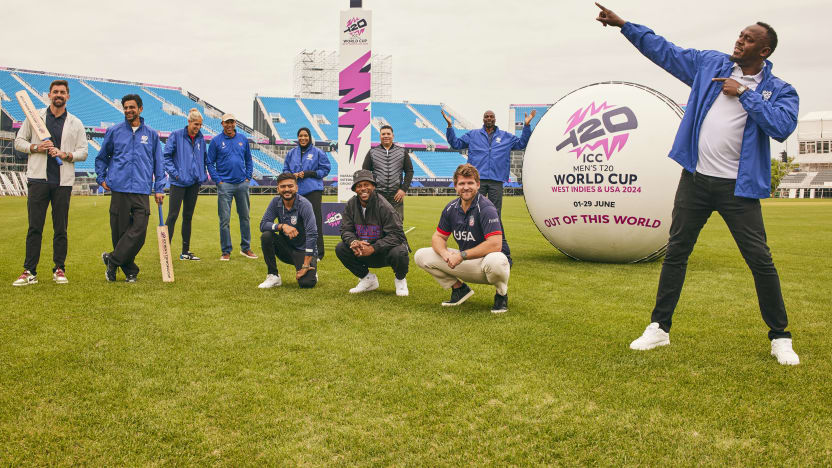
[
  {"x1": 394, "y1": 278, "x2": 409, "y2": 296},
  {"x1": 771, "y1": 338, "x2": 800, "y2": 365},
  {"x1": 349, "y1": 273, "x2": 378, "y2": 293},
  {"x1": 630, "y1": 322, "x2": 670, "y2": 350},
  {"x1": 258, "y1": 274, "x2": 282, "y2": 289}
]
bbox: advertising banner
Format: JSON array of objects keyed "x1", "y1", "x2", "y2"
[
  {"x1": 522, "y1": 82, "x2": 683, "y2": 263},
  {"x1": 337, "y1": 9, "x2": 372, "y2": 202}
]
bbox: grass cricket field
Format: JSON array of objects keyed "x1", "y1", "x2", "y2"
[{"x1": 0, "y1": 195, "x2": 830, "y2": 465}]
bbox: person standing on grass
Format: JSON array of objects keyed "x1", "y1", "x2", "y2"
[
  {"x1": 335, "y1": 170, "x2": 410, "y2": 296},
  {"x1": 595, "y1": 4, "x2": 800, "y2": 365},
  {"x1": 207, "y1": 113, "x2": 257, "y2": 261},
  {"x1": 414, "y1": 164, "x2": 511, "y2": 314},
  {"x1": 257, "y1": 173, "x2": 318, "y2": 289},
  {"x1": 163, "y1": 108, "x2": 207, "y2": 261},
  {"x1": 362, "y1": 125, "x2": 414, "y2": 221},
  {"x1": 282, "y1": 127, "x2": 330, "y2": 260},
  {"x1": 12, "y1": 79, "x2": 88, "y2": 286},
  {"x1": 441, "y1": 108, "x2": 535, "y2": 217},
  {"x1": 96, "y1": 94, "x2": 165, "y2": 283}
]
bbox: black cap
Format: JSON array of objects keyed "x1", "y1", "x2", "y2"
[{"x1": 351, "y1": 169, "x2": 376, "y2": 191}]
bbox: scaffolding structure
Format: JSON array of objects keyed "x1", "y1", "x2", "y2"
[{"x1": 292, "y1": 49, "x2": 392, "y2": 101}]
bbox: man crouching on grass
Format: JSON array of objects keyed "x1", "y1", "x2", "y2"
[
  {"x1": 258, "y1": 173, "x2": 317, "y2": 289},
  {"x1": 335, "y1": 169, "x2": 410, "y2": 296},
  {"x1": 414, "y1": 164, "x2": 511, "y2": 313}
]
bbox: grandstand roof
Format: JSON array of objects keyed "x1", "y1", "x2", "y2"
[{"x1": 798, "y1": 110, "x2": 832, "y2": 140}]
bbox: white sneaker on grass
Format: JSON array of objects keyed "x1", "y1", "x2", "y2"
[
  {"x1": 394, "y1": 278, "x2": 408, "y2": 296},
  {"x1": 630, "y1": 322, "x2": 670, "y2": 350},
  {"x1": 771, "y1": 338, "x2": 799, "y2": 365},
  {"x1": 350, "y1": 273, "x2": 378, "y2": 293},
  {"x1": 258, "y1": 274, "x2": 282, "y2": 289}
]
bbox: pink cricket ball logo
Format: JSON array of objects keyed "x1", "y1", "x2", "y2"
[
  {"x1": 345, "y1": 18, "x2": 367, "y2": 37},
  {"x1": 325, "y1": 211, "x2": 342, "y2": 227},
  {"x1": 556, "y1": 101, "x2": 639, "y2": 160}
]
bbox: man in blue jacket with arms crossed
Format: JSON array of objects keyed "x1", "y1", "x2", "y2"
[
  {"x1": 596, "y1": 4, "x2": 800, "y2": 364},
  {"x1": 96, "y1": 94, "x2": 166, "y2": 283}
]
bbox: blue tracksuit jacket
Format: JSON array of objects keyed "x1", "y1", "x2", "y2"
[
  {"x1": 164, "y1": 127, "x2": 208, "y2": 187},
  {"x1": 282, "y1": 144, "x2": 331, "y2": 195},
  {"x1": 95, "y1": 117, "x2": 165, "y2": 194},
  {"x1": 206, "y1": 131, "x2": 252, "y2": 184},
  {"x1": 621, "y1": 22, "x2": 799, "y2": 198},
  {"x1": 446, "y1": 125, "x2": 531, "y2": 182}
]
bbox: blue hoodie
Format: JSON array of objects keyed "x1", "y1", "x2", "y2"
[
  {"x1": 206, "y1": 131, "x2": 252, "y2": 184},
  {"x1": 621, "y1": 22, "x2": 799, "y2": 199},
  {"x1": 282, "y1": 144, "x2": 331, "y2": 195},
  {"x1": 446, "y1": 125, "x2": 531, "y2": 182},
  {"x1": 95, "y1": 117, "x2": 165, "y2": 194},
  {"x1": 164, "y1": 127, "x2": 208, "y2": 187}
]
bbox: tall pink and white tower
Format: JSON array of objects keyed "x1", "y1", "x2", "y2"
[{"x1": 336, "y1": 0, "x2": 372, "y2": 201}]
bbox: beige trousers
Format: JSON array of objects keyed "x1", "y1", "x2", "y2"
[{"x1": 414, "y1": 247, "x2": 510, "y2": 295}]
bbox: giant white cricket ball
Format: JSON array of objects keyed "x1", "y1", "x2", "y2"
[{"x1": 522, "y1": 82, "x2": 683, "y2": 263}]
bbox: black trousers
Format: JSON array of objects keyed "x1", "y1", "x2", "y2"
[
  {"x1": 335, "y1": 241, "x2": 409, "y2": 280},
  {"x1": 24, "y1": 182, "x2": 71, "y2": 275},
  {"x1": 378, "y1": 191, "x2": 404, "y2": 222},
  {"x1": 261, "y1": 230, "x2": 317, "y2": 288},
  {"x1": 651, "y1": 170, "x2": 790, "y2": 340},
  {"x1": 479, "y1": 179, "x2": 504, "y2": 216},
  {"x1": 304, "y1": 190, "x2": 325, "y2": 259},
  {"x1": 109, "y1": 192, "x2": 150, "y2": 277},
  {"x1": 166, "y1": 183, "x2": 199, "y2": 253}
]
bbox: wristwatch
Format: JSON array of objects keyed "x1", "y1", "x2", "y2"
[
  {"x1": 737, "y1": 85, "x2": 748, "y2": 96},
  {"x1": 460, "y1": 250, "x2": 468, "y2": 260}
]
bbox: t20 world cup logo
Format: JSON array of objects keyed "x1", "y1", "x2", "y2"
[
  {"x1": 556, "y1": 102, "x2": 638, "y2": 160},
  {"x1": 345, "y1": 18, "x2": 367, "y2": 37}
]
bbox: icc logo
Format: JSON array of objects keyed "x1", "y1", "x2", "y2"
[
  {"x1": 556, "y1": 102, "x2": 639, "y2": 160},
  {"x1": 345, "y1": 17, "x2": 367, "y2": 37},
  {"x1": 325, "y1": 211, "x2": 342, "y2": 227}
]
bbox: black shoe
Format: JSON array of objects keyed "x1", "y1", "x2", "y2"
[
  {"x1": 491, "y1": 293, "x2": 508, "y2": 314},
  {"x1": 125, "y1": 275, "x2": 138, "y2": 283},
  {"x1": 441, "y1": 283, "x2": 474, "y2": 307},
  {"x1": 179, "y1": 252, "x2": 201, "y2": 261},
  {"x1": 102, "y1": 252, "x2": 117, "y2": 282}
]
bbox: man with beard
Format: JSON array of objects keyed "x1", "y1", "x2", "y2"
[
  {"x1": 257, "y1": 173, "x2": 318, "y2": 289},
  {"x1": 595, "y1": 3, "x2": 800, "y2": 365},
  {"x1": 96, "y1": 94, "x2": 165, "y2": 283},
  {"x1": 13, "y1": 80, "x2": 88, "y2": 286},
  {"x1": 335, "y1": 170, "x2": 410, "y2": 296},
  {"x1": 441, "y1": 108, "x2": 535, "y2": 216},
  {"x1": 414, "y1": 164, "x2": 512, "y2": 314},
  {"x1": 362, "y1": 125, "x2": 414, "y2": 221}
]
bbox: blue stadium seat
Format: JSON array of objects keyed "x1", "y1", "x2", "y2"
[
  {"x1": 301, "y1": 98, "x2": 337, "y2": 141},
  {"x1": 15, "y1": 72, "x2": 125, "y2": 128},
  {"x1": 411, "y1": 151, "x2": 466, "y2": 178},
  {"x1": 259, "y1": 97, "x2": 313, "y2": 141}
]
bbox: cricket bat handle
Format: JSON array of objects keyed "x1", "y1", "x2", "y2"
[
  {"x1": 157, "y1": 202, "x2": 165, "y2": 226},
  {"x1": 42, "y1": 140, "x2": 63, "y2": 166}
]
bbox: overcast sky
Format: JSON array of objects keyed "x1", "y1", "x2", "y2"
[{"x1": 3, "y1": 0, "x2": 827, "y2": 154}]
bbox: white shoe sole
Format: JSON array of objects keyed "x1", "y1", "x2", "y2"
[
  {"x1": 442, "y1": 289, "x2": 474, "y2": 307},
  {"x1": 350, "y1": 283, "x2": 379, "y2": 294},
  {"x1": 12, "y1": 280, "x2": 37, "y2": 287},
  {"x1": 396, "y1": 290, "x2": 409, "y2": 297},
  {"x1": 771, "y1": 351, "x2": 800, "y2": 366},
  {"x1": 491, "y1": 308, "x2": 507, "y2": 314},
  {"x1": 630, "y1": 338, "x2": 670, "y2": 351}
]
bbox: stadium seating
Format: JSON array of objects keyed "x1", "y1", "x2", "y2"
[
  {"x1": 302, "y1": 98, "x2": 338, "y2": 141},
  {"x1": 810, "y1": 169, "x2": 832, "y2": 186},
  {"x1": 86, "y1": 80, "x2": 186, "y2": 132},
  {"x1": 0, "y1": 70, "x2": 41, "y2": 122},
  {"x1": 511, "y1": 105, "x2": 549, "y2": 137},
  {"x1": 371, "y1": 102, "x2": 438, "y2": 143},
  {"x1": 15, "y1": 72, "x2": 125, "y2": 128},
  {"x1": 259, "y1": 97, "x2": 313, "y2": 141},
  {"x1": 410, "y1": 103, "x2": 449, "y2": 135},
  {"x1": 411, "y1": 151, "x2": 466, "y2": 178}
]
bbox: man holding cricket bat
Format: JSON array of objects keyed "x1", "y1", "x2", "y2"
[
  {"x1": 96, "y1": 94, "x2": 166, "y2": 283},
  {"x1": 12, "y1": 80, "x2": 87, "y2": 286}
]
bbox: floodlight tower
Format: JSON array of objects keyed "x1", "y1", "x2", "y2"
[{"x1": 336, "y1": 0, "x2": 372, "y2": 201}]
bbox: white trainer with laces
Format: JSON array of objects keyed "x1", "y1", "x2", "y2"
[
  {"x1": 394, "y1": 278, "x2": 409, "y2": 296},
  {"x1": 771, "y1": 338, "x2": 800, "y2": 365},
  {"x1": 630, "y1": 322, "x2": 670, "y2": 350},
  {"x1": 350, "y1": 273, "x2": 378, "y2": 293},
  {"x1": 258, "y1": 274, "x2": 282, "y2": 289}
]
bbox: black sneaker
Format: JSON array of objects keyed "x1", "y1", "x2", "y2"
[
  {"x1": 491, "y1": 293, "x2": 508, "y2": 314},
  {"x1": 179, "y1": 252, "x2": 201, "y2": 261},
  {"x1": 125, "y1": 275, "x2": 138, "y2": 283},
  {"x1": 102, "y1": 252, "x2": 117, "y2": 282},
  {"x1": 441, "y1": 283, "x2": 474, "y2": 307}
]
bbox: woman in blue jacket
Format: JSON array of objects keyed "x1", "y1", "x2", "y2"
[{"x1": 282, "y1": 127, "x2": 331, "y2": 259}]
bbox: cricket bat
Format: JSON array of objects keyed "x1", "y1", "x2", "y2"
[
  {"x1": 157, "y1": 203, "x2": 174, "y2": 282},
  {"x1": 15, "y1": 90, "x2": 62, "y2": 166}
]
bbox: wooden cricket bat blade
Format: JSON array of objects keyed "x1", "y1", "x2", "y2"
[{"x1": 157, "y1": 225, "x2": 175, "y2": 282}]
